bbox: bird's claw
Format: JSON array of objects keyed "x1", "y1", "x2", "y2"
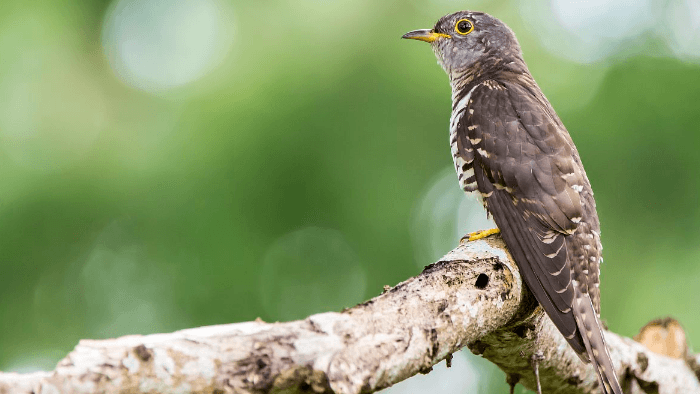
[{"x1": 460, "y1": 228, "x2": 500, "y2": 244}]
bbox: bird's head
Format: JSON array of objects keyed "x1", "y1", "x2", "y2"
[{"x1": 403, "y1": 11, "x2": 522, "y2": 81}]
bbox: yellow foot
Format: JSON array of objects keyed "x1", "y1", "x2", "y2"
[{"x1": 460, "y1": 228, "x2": 500, "y2": 244}]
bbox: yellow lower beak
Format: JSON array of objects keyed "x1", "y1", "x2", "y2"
[{"x1": 402, "y1": 29, "x2": 451, "y2": 43}]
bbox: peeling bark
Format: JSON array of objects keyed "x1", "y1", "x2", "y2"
[{"x1": 0, "y1": 237, "x2": 697, "y2": 394}]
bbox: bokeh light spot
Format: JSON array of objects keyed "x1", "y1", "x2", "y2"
[
  {"x1": 518, "y1": 0, "x2": 653, "y2": 63},
  {"x1": 76, "y1": 220, "x2": 188, "y2": 337},
  {"x1": 259, "y1": 227, "x2": 366, "y2": 322},
  {"x1": 101, "y1": 0, "x2": 233, "y2": 93},
  {"x1": 411, "y1": 167, "x2": 494, "y2": 269},
  {"x1": 664, "y1": 0, "x2": 700, "y2": 61},
  {"x1": 551, "y1": 0, "x2": 651, "y2": 39}
]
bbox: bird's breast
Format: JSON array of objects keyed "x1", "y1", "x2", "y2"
[{"x1": 450, "y1": 85, "x2": 479, "y2": 195}]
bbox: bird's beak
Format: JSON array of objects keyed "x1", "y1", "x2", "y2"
[{"x1": 402, "y1": 29, "x2": 450, "y2": 43}]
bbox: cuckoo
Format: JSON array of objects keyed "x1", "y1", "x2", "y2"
[{"x1": 403, "y1": 11, "x2": 622, "y2": 394}]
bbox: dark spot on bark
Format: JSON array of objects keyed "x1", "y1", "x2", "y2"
[
  {"x1": 493, "y1": 261, "x2": 504, "y2": 270},
  {"x1": 213, "y1": 390, "x2": 225, "y2": 394},
  {"x1": 500, "y1": 292, "x2": 508, "y2": 301},
  {"x1": 356, "y1": 298, "x2": 375, "y2": 308},
  {"x1": 637, "y1": 352, "x2": 649, "y2": 373},
  {"x1": 133, "y1": 345, "x2": 152, "y2": 361},
  {"x1": 387, "y1": 282, "x2": 406, "y2": 294},
  {"x1": 271, "y1": 366, "x2": 332, "y2": 394},
  {"x1": 430, "y1": 328, "x2": 438, "y2": 341},
  {"x1": 687, "y1": 356, "x2": 700, "y2": 381},
  {"x1": 566, "y1": 374, "x2": 583, "y2": 386},
  {"x1": 360, "y1": 382, "x2": 372, "y2": 393},
  {"x1": 513, "y1": 325, "x2": 527, "y2": 338},
  {"x1": 307, "y1": 318, "x2": 323, "y2": 334},
  {"x1": 635, "y1": 377, "x2": 660, "y2": 394},
  {"x1": 512, "y1": 323, "x2": 535, "y2": 338},
  {"x1": 90, "y1": 370, "x2": 111, "y2": 385},
  {"x1": 237, "y1": 353, "x2": 274, "y2": 390},
  {"x1": 467, "y1": 340, "x2": 488, "y2": 355},
  {"x1": 419, "y1": 366, "x2": 433, "y2": 374},
  {"x1": 475, "y1": 273, "x2": 489, "y2": 289},
  {"x1": 424, "y1": 328, "x2": 439, "y2": 359},
  {"x1": 506, "y1": 373, "x2": 520, "y2": 391},
  {"x1": 437, "y1": 300, "x2": 448, "y2": 314},
  {"x1": 444, "y1": 276, "x2": 464, "y2": 287},
  {"x1": 445, "y1": 353, "x2": 453, "y2": 368},
  {"x1": 422, "y1": 260, "x2": 450, "y2": 274}
]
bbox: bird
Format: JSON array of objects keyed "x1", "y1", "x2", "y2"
[{"x1": 402, "y1": 11, "x2": 622, "y2": 394}]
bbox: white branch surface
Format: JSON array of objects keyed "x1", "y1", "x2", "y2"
[{"x1": 1, "y1": 237, "x2": 698, "y2": 394}]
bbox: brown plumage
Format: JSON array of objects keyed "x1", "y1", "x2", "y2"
[{"x1": 404, "y1": 11, "x2": 621, "y2": 394}]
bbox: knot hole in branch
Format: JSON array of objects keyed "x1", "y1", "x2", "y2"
[{"x1": 475, "y1": 273, "x2": 489, "y2": 289}]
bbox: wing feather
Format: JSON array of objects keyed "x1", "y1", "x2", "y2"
[{"x1": 459, "y1": 79, "x2": 589, "y2": 353}]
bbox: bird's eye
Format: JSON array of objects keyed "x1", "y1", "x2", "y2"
[{"x1": 455, "y1": 19, "x2": 474, "y2": 35}]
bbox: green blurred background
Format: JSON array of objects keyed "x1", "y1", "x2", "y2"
[{"x1": 1, "y1": 0, "x2": 699, "y2": 392}]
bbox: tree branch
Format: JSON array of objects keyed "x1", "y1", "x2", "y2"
[{"x1": 1, "y1": 237, "x2": 697, "y2": 393}]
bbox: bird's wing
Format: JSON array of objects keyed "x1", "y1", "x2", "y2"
[{"x1": 456, "y1": 79, "x2": 587, "y2": 352}]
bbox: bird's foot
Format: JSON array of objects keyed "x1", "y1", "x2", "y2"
[
  {"x1": 460, "y1": 228, "x2": 500, "y2": 244},
  {"x1": 531, "y1": 351, "x2": 545, "y2": 394}
]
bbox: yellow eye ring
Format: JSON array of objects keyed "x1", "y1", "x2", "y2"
[{"x1": 455, "y1": 19, "x2": 474, "y2": 35}]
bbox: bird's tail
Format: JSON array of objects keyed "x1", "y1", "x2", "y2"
[{"x1": 572, "y1": 285, "x2": 623, "y2": 394}]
